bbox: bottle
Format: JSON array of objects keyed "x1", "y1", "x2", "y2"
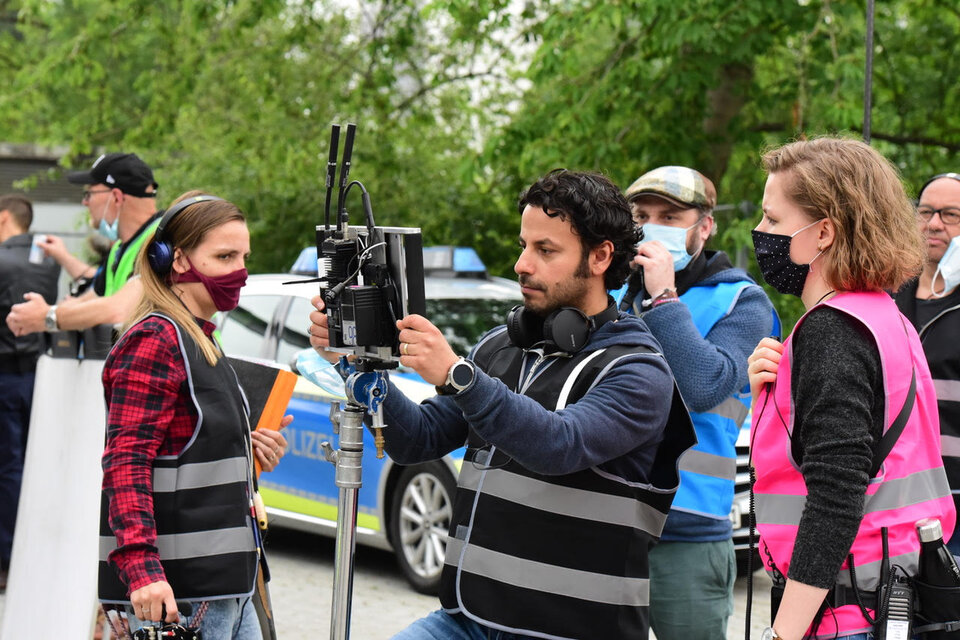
[
  {"x1": 28, "y1": 234, "x2": 46, "y2": 265},
  {"x1": 916, "y1": 518, "x2": 960, "y2": 586}
]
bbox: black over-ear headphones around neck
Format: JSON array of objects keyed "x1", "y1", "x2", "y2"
[
  {"x1": 506, "y1": 297, "x2": 619, "y2": 354},
  {"x1": 147, "y1": 195, "x2": 225, "y2": 275}
]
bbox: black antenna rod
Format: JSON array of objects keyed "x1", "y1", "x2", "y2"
[
  {"x1": 324, "y1": 124, "x2": 341, "y2": 231},
  {"x1": 863, "y1": 0, "x2": 875, "y2": 144},
  {"x1": 336, "y1": 123, "x2": 357, "y2": 231}
]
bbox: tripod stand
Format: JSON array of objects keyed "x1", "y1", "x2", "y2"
[{"x1": 320, "y1": 360, "x2": 390, "y2": 640}]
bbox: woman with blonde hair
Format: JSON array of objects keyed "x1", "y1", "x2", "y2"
[
  {"x1": 748, "y1": 138, "x2": 955, "y2": 640},
  {"x1": 98, "y1": 191, "x2": 289, "y2": 639}
]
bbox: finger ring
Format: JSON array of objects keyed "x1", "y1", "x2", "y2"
[{"x1": 401, "y1": 342, "x2": 408, "y2": 355}]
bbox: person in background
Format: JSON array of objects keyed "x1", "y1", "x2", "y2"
[
  {"x1": 748, "y1": 138, "x2": 955, "y2": 640},
  {"x1": 0, "y1": 194, "x2": 60, "y2": 592},
  {"x1": 6, "y1": 152, "x2": 160, "y2": 336},
  {"x1": 617, "y1": 166, "x2": 776, "y2": 640},
  {"x1": 894, "y1": 173, "x2": 960, "y2": 554},
  {"x1": 309, "y1": 170, "x2": 695, "y2": 640},
  {"x1": 99, "y1": 192, "x2": 290, "y2": 639}
]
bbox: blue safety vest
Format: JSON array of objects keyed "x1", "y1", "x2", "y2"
[{"x1": 614, "y1": 280, "x2": 768, "y2": 519}]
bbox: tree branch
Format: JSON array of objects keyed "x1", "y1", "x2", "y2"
[
  {"x1": 395, "y1": 69, "x2": 509, "y2": 112},
  {"x1": 750, "y1": 121, "x2": 960, "y2": 152}
]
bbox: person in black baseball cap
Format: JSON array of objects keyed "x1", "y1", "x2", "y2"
[
  {"x1": 34, "y1": 153, "x2": 159, "y2": 292},
  {"x1": 67, "y1": 153, "x2": 158, "y2": 199},
  {"x1": 6, "y1": 153, "x2": 163, "y2": 337}
]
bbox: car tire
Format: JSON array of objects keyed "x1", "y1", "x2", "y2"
[{"x1": 389, "y1": 461, "x2": 457, "y2": 595}]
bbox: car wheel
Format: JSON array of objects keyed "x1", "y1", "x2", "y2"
[{"x1": 389, "y1": 461, "x2": 456, "y2": 594}]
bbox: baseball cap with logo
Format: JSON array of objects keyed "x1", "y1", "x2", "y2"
[
  {"x1": 625, "y1": 165, "x2": 716, "y2": 212},
  {"x1": 67, "y1": 153, "x2": 158, "y2": 198}
]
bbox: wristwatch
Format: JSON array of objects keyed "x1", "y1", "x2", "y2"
[
  {"x1": 436, "y1": 357, "x2": 476, "y2": 395},
  {"x1": 761, "y1": 627, "x2": 782, "y2": 640},
  {"x1": 44, "y1": 305, "x2": 59, "y2": 332}
]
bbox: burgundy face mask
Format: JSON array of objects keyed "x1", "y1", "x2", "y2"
[{"x1": 174, "y1": 257, "x2": 248, "y2": 312}]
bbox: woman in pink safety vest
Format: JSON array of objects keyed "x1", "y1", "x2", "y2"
[{"x1": 747, "y1": 137, "x2": 956, "y2": 640}]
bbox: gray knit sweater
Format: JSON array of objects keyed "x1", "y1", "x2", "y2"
[{"x1": 787, "y1": 305, "x2": 885, "y2": 589}]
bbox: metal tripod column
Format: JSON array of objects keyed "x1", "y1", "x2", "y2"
[
  {"x1": 323, "y1": 366, "x2": 389, "y2": 640},
  {"x1": 328, "y1": 402, "x2": 365, "y2": 640}
]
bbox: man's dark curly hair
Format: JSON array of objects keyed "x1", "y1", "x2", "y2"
[{"x1": 518, "y1": 169, "x2": 640, "y2": 290}]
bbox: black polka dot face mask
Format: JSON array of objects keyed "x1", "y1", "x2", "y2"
[{"x1": 751, "y1": 220, "x2": 821, "y2": 297}]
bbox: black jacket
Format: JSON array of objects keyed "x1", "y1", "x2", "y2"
[
  {"x1": 894, "y1": 279, "x2": 960, "y2": 513},
  {"x1": 0, "y1": 233, "x2": 60, "y2": 363}
]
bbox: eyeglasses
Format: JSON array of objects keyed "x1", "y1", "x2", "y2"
[
  {"x1": 918, "y1": 206, "x2": 960, "y2": 226},
  {"x1": 82, "y1": 188, "x2": 112, "y2": 201}
]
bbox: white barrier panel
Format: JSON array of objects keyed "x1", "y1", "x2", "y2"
[{"x1": 2, "y1": 355, "x2": 105, "y2": 639}]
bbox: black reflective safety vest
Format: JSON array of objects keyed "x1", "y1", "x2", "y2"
[
  {"x1": 99, "y1": 313, "x2": 259, "y2": 603},
  {"x1": 895, "y1": 282, "x2": 960, "y2": 516},
  {"x1": 439, "y1": 328, "x2": 695, "y2": 639}
]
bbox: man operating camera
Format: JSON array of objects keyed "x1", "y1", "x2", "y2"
[{"x1": 309, "y1": 169, "x2": 693, "y2": 640}]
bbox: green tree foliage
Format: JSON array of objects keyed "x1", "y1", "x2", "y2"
[
  {"x1": 478, "y1": 0, "x2": 960, "y2": 328},
  {"x1": 2, "y1": 0, "x2": 959, "y2": 330},
  {"x1": 0, "y1": 0, "x2": 528, "y2": 271}
]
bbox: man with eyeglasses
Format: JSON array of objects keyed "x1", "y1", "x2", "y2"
[
  {"x1": 613, "y1": 166, "x2": 777, "y2": 640},
  {"x1": 5, "y1": 153, "x2": 160, "y2": 338},
  {"x1": 894, "y1": 172, "x2": 960, "y2": 553}
]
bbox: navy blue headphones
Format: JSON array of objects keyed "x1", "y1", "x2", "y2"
[{"x1": 147, "y1": 195, "x2": 225, "y2": 275}]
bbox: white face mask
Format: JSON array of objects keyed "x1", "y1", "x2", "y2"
[{"x1": 932, "y1": 235, "x2": 960, "y2": 297}]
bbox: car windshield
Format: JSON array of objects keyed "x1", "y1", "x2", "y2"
[{"x1": 427, "y1": 298, "x2": 517, "y2": 355}]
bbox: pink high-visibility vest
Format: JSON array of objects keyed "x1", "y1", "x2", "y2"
[{"x1": 753, "y1": 290, "x2": 956, "y2": 638}]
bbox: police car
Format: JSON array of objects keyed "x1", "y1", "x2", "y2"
[{"x1": 216, "y1": 247, "x2": 521, "y2": 593}]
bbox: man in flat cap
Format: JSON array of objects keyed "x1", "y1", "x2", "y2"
[
  {"x1": 6, "y1": 153, "x2": 161, "y2": 337},
  {"x1": 615, "y1": 165, "x2": 777, "y2": 640}
]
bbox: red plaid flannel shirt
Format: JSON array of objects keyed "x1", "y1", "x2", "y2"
[{"x1": 101, "y1": 316, "x2": 218, "y2": 594}]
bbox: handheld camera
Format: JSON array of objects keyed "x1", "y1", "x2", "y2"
[{"x1": 316, "y1": 124, "x2": 425, "y2": 367}]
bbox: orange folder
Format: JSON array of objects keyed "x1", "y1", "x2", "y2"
[{"x1": 228, "y1": 357, "x2": 297, "y2": 477}]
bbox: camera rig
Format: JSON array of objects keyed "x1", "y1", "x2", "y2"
[
  {"x1": 313, "y1": 123, "x2": 426, "y2": 640},
  {"x1": 316, "y1": 123, "x2": 425, "y2": 367}
]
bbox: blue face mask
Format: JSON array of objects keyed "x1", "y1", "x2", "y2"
[
  {"x1": 98, "y1": 216, "x2": 118, "y2": 242},
  {"x1": 640, "y1": 222, "x2": 698, "y2": 271},
  {"x1": 96, "y1": 200, "x2": 118, "y2": 242}
]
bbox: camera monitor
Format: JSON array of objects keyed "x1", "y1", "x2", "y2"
[{"x1": 316, "y1": 224, "x2": 425, "y2": 364}]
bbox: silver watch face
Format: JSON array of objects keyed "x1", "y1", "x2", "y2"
[
  {"x1": 761, "y1": 628, "x2": 776, "y2": 640},
  {"x1": 450, "y1": 361, "x2": 474, "y2": 389}
]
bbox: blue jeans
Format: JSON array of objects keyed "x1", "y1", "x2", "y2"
[
  {"x1": 126, "y1": 597, "x2": 262, "y2": 640},
  {"x1": 0, "y1": 371, "x2": 34, "y2": 565},
  {"x1": 391, "y1": 610, "x2": 539, "y2": 640}
]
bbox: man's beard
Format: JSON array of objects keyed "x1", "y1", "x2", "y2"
[{"x1": 518, "y1": 255, "x2": 591, "y2": 315}]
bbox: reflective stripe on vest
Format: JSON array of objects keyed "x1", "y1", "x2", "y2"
[
  {"x1": 445, "y1": 535, "x2": 649, "y2": 606},
  {"x1": 438, "y1": 329, "x2": 694, "y2": 639},
  {"x1": 753, "y1": 291, "x2": 955, "y2": 639},
  {"x1": 671, "y1": 282, "x2": 753, "y2": 518},
  {"x1": 98, "y1": 313, "x2": 258, "y2": 603},
  {"x1": 104, "y1": 218, "x2": 160, "y2": 296},
  {"x1": 455, "y1": 465, "x2": 670, "y2": 532}
]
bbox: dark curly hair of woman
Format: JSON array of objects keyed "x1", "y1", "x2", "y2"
[{"x1": 518, "y1": 169, "x2": 639, "y2": 290}]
